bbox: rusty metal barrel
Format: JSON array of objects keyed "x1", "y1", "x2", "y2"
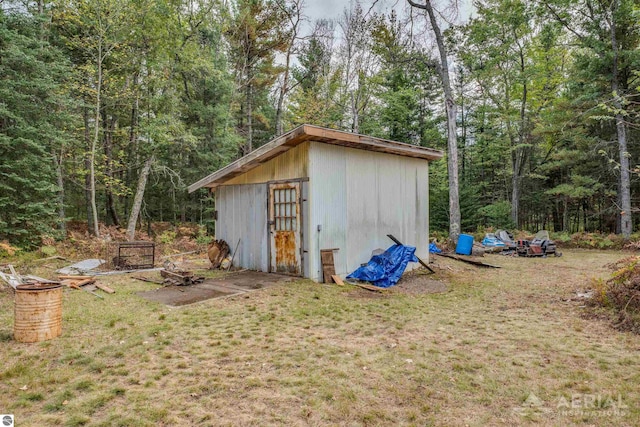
[{"x1": 14, "y1": 283, "x2": 63, "y2": 343}]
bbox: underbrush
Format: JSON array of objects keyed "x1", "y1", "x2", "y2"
[
  {"x1": 4, "y1": 221, "x2": 209, "y2": 267},
  {"x1": 590, "y1": 256, "x2": 640, "y2": 333},
  {"x1": 551, "y1": 232, "x2": 640, "y2": 250},
  {"x1": 431, "y1": 229, "x2": 640, "y2": 251}
]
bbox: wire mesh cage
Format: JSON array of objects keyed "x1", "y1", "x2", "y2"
[{"x1": 105, "y1": 241, "x2": 156, "y2": 270}]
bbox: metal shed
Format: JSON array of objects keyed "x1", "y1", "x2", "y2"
[{"x1": 188, "y1": 125, "x2": 443, "y2": 282}]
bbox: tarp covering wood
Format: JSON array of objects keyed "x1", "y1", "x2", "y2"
[{"x1": 347, "y1": 244, "x2": 418, "y2": 288}]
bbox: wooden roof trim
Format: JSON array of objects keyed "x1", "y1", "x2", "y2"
[
  {"x1": 187, "y1": 126, "x2": 306, "y2": 193},
  {"x1": 188, "y1": 124, "x2": 443, "y2": 193},
  {"x1": 302, "y1": 125, "x2": 443, "y2": 159}
]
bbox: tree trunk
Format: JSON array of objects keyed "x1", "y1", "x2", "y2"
[
  {"x1": 351, "y1": 92, "x2": 359, "y2": 133},
  {"x1": 610, "y1": 0, "x2": 632, "y2": 238},
  {"x1": 126, "y1": 156, "x2": 154, "y2": 241},
  {"x1": 125, "y1": 74, "x2": 139, "y2": 219},
  {"x1": 511, "y1": 173, "x2": 520, "y2": 227},
  {"x1": 408, "y1": 0, "x2": 461, "y2": 241},
  {"x1": 90, "y1": 49, "x2": 102, "y2": 237},
  {"x1": 275, "y1": 49, "x2": 291, "y2": 136},
  {"x1": 83, "y1": 108, "x2": 94, "y2": 233},
  {"x1": 511, "y1": 46, "x2": 529, "y2": 228},
  {"x1": 53, "y1": 149, "x2": 65, "y2": 235},
  {"x1": 247, "y1": 82, "x2": 253, "y2": 153},
  {"x1": 104, "y1": 114, "x2": 120, "y2": 226}
]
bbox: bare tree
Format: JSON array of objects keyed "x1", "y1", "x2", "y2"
[
  {"x1": 274, "y1": 0, "x2": 305, "y2": 136},
  {"x1": 408, "y1": 0, "x2": 461, "y2": 241},
  {"x1": 337, "y1": 2, "x2": 377, "y2": 133},
  {"x1": 126, "y1": 156, "x2": 154, "y2": 241}
]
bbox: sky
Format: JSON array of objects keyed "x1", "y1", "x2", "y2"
[{"x1": 305, "y1": 0, "x2": 473, "y2": 23}]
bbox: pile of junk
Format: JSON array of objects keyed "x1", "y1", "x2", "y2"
[{"x1": 481, "y1": 230, "x2": 562, "y2": 257}]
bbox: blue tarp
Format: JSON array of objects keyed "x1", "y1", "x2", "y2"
[
  {"x1": 346, "y1": 244, "x2": 419, "y2": 288},
  {"x1": 429, "y1": 242, "x2": 442, "y2": 253},
  {"x1": 481, "y1": 233, "x2": 506, "y2": 247}
]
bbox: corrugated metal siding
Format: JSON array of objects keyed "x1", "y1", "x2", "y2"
[
  {"x1": 301, "y1": 181, "x2": 310, "y2": 278},
  {"x1": 307, "y1": 143, "x2": 347, "y2": 280},
  {"x1": 308, "y1": 142, "x2": 429, "y2": 281},
  {"x1": 215, "y1": 184, "x2": 269, "y2": 272},
  {"x1": 224, "y1": 141, "x2": 309, "y2": 186}
]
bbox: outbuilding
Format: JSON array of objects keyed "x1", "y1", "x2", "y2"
[{"x1": 188, "y1": 125, "x2": 443, "y2": 281}]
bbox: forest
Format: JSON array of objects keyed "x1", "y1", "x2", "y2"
[{"x1": 0, "y1": 0, "x2": 638, "y2": 248}]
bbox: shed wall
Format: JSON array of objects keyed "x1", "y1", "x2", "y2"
[
  {"x1": 215, "y1": 184, "x2": 269, "y2": 272},
  {"x1": 215, "y1": 181, "x2": 310, "y2": 276},
  {"x1": 308, "y1": 142, "x2": 429, "y2": 281},
  {"x1": 224, "y1": 142, "x2": 309, "y2": 186}
]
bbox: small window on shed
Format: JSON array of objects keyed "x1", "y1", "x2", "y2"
[{"x1": 273, "y1": 188, "x2": 297, "y2": 231}]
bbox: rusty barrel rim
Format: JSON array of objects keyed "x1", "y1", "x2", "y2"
[{"x1": 16, "y1": 282, "x2": 62, "y2": 291}]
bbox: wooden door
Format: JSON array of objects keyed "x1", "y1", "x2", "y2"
[{"x1": 269, "y1": 182, "x2": 301, "y2": 275}]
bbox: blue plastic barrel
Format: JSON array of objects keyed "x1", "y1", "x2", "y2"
[{"x1": 455, "y1": 234, "x2": 474, "y2": 255}]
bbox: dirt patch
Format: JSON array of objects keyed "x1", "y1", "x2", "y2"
[
  {"x1": 344, "y1": 271, "x2": 449, "y2": 299},
  {"x1": 137, "y1": 270, "x2": 296, "y2": 306},
  {"x1": 345, "y1": 288, "x2": 388, "y2": 299},
  {"x1": 395, "y1": 273, "x2": 449, "y2": 295},
  {"x1": 138, "y1": 286, "x2": 232, "y2": 306}
]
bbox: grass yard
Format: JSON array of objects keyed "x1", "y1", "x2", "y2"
[{"x1": 1, "y1": 249, "x2": 639, "y2": 426}]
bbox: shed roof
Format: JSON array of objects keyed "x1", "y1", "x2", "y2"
[{"x1": 188, "y1": 124, "x2": 444, "y2": 192}]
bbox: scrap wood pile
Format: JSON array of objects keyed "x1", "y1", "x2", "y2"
[
  {"x1": 0, "y1": 265, "x2": 114, "y2": 298},
  {"x1": 590, "y1": 256, "x2": 640, "y2": 333},
  {"x1": 160, "y1": 269, "x2": 204, "y2": 286},
  {"x1": 58, "y1": 275, "x2": 114, "y2": 297}
]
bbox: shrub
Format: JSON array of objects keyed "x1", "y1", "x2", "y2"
[
  {"x1": 195, "y1": 226, "x2": 212, "y2": 245},
  {"x1": 157, "y1": 230, "x2": 177, "y2": 244},
  {"x1": 590, "y1": 256, "x2": 640, "y2": 333},
  {"x1": 0, "y1": 241, "x2": 20, "y2": 257}
]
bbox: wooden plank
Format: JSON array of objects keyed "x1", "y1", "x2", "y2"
[
  {"x1": 387, "y1": 234, "x2": 435, "y2": 274},
  {"x1": 69, "y1": 283, "x2": 104, "y2": 299},
  {"x1": 8, "y1": 265, "x2": 22, "y2": 284},
  {"x1": 132, "y1": 276, "x2": 164, "y2": 285},
  {"x1": 58, "y1": 275, "x2": 94, "y2": 280},
  {"x1": 96, "y1": 284, "x2": 115, "y2": 294},
  {"x1": 435, "y1": 253, "x2": 501, "y2": 268},
  {"x1": 320, "y1": 249, "x2": 336, "y2": 283},
  {"x1": 353, "y1": 282, "x2": 387, "y2": 292},
  {"x1": 75, "y1": 278, "x2": 96, "y2": 287},
  {"x1": 24, "y1": 275, "x2": 59, "y2": 284},
  {"x1": 331, "y1": 275, "x2": 345, "y2": 286},
  {"x1": 0, "y1": 271, "x2": 19, "y2": 289},
  {"x1": 320, "y1": 251, "x2": 334, "y2": 265}
]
